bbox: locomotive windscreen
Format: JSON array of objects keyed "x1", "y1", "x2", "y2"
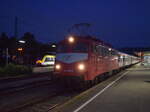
[{"x1": 57, "y1": 42, "x2": 88, "y2": 53}]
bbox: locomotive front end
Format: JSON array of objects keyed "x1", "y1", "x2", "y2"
[{"x1": 54, "y1": 36, "x2": 89, "y2": 82}]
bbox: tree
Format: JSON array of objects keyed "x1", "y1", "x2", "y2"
[
  {"x1": 0, "y1": 32, "x2": 9, "y2": 66},
  {"x1": 8, "y1": 36, "x2": 18, "y2": 56},
  {"x1": 0, "y1": 32, "x2": 9, "y2": 49},
  {"x1": 20, "y1": 32, "x2": 40, "y2": 64},
  {"x1": 0, "y1": 32, "x2": 57, "y2": 65}
]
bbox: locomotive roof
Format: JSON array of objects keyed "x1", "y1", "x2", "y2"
[
  {"x1": 59, "y1": 35, "x2": 113, "y2": 48},
  {"x1": 73, "y1": 35, "x2": 113, "y2": 48}
]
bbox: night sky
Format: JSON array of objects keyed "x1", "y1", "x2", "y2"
[{"x1": 0, "y1": 0, "x2": 150, "y2": 48}]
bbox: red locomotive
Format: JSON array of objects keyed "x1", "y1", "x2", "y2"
[{"x1": 54, "y1": 35, "x2": 139, "y2": 88}]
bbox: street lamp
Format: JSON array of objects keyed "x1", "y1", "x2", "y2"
[
  {"x1": 19, "y1": 40, "x2": 26, "y2": 44},
  {"x1": 18, "y1": 40, "x2": 26, "y2": 52},
  {"x1": 17, "y1": 48, "x2": 23, "y2": 51},
  {"x1": 18, "y1": 40, "x2": 26, "y2": 64},
  {"x1": 109, "y1": 48, "x2": 112, "y2": 51},
  {"x1": 52, "y1": 44, "x2": 56, "y2": 48},
  {"x1": 18, "y1": 40, "x2": 25, "y2": 52},
  {"x1": 6, "y1": 48, "x2": 9, "y2": 65}
]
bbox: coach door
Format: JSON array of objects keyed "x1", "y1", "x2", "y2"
[{"x1": 93, "y1": 45, "x2": 98, "y2": 72}]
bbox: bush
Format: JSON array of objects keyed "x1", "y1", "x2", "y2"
[
  {"x1": 0, "y1": 67, "x2": 4, "y2": 74},
  {"x1": 0, "y1": 63, "x2": 32, "y2": 76}
]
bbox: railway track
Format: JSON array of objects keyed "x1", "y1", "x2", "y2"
[
  {"x1": 0, "y1": 80, "x2": 53, "y2": 96},
  {"x1": 0, "y1": 77, "x2": 82, "y2": 112},
  {"x1": 10, "y1": 76, "x2": 112, "y2": 112},
  {"x1": 0, "y1": 68, "x2": 130, "y2": 112},
  {"x1": 16, "y1": 89, "x2": 81, "y2": 112},
  {"x1": 0, "y1": 73, "x2": 63, "y2": 112},
  {"x1": 18, "y1": 70, "x2": 127, "y2": 112},
  {"x1": 9, "y1": 89, "x2": 67, "y2": 112}
]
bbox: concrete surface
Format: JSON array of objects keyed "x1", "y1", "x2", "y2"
[
  {"x1": 33, "y1": 66, "x2": 54, "y2": 73},
  {"x1": 55, "y1": 64, "x2": 150, "y2": 112}
]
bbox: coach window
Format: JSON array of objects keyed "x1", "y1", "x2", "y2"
[
  {"x1": 93, "y1": 45, "x2": 96, "y2": 53},
  {"x1": 109, "y1": 49, "x2": 112, "y2": 56},
  {"x1": 97, "y1": 46, "x2": 101, "y2": 55},
  {"x1": 101, "y1": 47, "x2": 104, "y2": 56},
  {"x1": 103, "y1": 47, "x2": 105, "y2": 56},
  {"x1": 93, "y1": 45, "x2": 98, "y2": 53},
  {"x1": 114, "y1": 51, "x2": 116, "y2": 56},
  {"x1": 114, "y1": 51, "x2": 117, "y2": 56},
  {"x1": 106, "y1": 48, "x2": 108, "y2": 56},
  {"x1": 102, "y1": 47, "x2": 106, "y2": 56},
  {"x1": 100, "y1": 46, "x2": 103, "y2": 55},
  {"x1": 96, "y1": 46, "x2": 99, "y2": 53},
  {"x1": 106, "y1": 48, "x2": 109, "y2": 56},
  {"x1": 111, "y1": 50, "x2": 115, "y2": 56},
  {"x1": 101, "y1": 47, "x2": 103, "y2": 56},
  {"x1": 115, "y1": 51, "x2": 118, "y2": 56},
  {"x1": 105, "y1": 48, "x2": 108, "y2": 56},
  {"x1": 101, "y1": 47, "x2": 103, "y2": 55}
]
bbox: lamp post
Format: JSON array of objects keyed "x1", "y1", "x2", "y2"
[
  {"x1": 52, "y1": 44, "x2": 56, "y2": 48},
  {"x1": 18, "y1": 40, "x2": 26, "y2": 64},
  {"x1": 19, "y1": 40, "x2": 26, "y2": 44},
  {"x1": 6, "y1": 48, "x2": 9, "y2": 66},
  {"x1": 51, "y1": 43, "x2": 57, "y2": 53},
  {"x1": 18, "y1": 40, "x2": 26, "y2": 52}
]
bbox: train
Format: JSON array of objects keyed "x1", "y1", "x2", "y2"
[
  {"x1": 141, "y1": 52, "x2": 150, "y2": 66},
  {"x1": 36, "y1": 55, "x2": 55, "y2": 66},
  {"x1": 54, "y1": 35, "x2": 140, "y2": 88}
]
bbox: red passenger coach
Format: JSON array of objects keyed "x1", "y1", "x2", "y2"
[{"x1": 54, "y1": 35, "x2": 139, "y2": 88}]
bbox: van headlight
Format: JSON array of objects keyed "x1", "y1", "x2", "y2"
[
  {"x1": 78, "y1": 63, "x2": 85, "y2": 71},
  {"x1": 55, "y1": 64, "x2": 61, "y2": 70}
]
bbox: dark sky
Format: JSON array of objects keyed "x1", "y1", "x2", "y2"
[{"x1": 0, "y1": 0, "x2": 150, "y2": 48}]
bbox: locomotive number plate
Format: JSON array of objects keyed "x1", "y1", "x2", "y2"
[{"x1": 64, "y1": 70, "x2": 74, "y2": 72}]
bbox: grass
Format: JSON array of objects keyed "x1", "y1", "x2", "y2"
[{"x1": 0, "y1": 63, "x2": 32, "y2": 77}]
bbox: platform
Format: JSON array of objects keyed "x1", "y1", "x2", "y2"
[{"x1": 54, "y1": 63, "x2": 150, "y2": 112}]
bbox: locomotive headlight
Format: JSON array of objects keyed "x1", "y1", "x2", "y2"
[
  {"x1": 55, "y1": 64, "x2": 61, "y2": 70},
  {"x1": 78, "y1": 63, "x2": 85, "y2": 71},
  {"x1": 68, "y1": 36, "x2": 74, "y2": 43}
]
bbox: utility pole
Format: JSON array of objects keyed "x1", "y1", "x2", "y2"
[
  {"x1": 14, "y1": 16, "x2": 18, "y2": 38},
  {"x1": 68, "y1": 23, "x2": 91, "y2": 36},
  {"x1": 6, "y1": 48, "x2": 9, "y2": 65}
]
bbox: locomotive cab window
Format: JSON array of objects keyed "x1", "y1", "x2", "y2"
[
  {"x1": 98, "y1": 46, "x2": 102, "y2": 55},
  {"x1": 93, "y1": 45, "x2": 102, "y2": 55},
  {"x1": 93, "y1": 45, "x2": 97, "y2": 53},
  {"x1": 73, "y1": 42, "x2": 88, "y2": 52},
  {"x1": 57, "y1": 42, "x2": 88, "y2": 53},
  {"x1": 57, "y1": 44, "x2": 69, "y2": 53},
  {"x1": 102, "y1": 47, "x2": 106, "y2": 56}
]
